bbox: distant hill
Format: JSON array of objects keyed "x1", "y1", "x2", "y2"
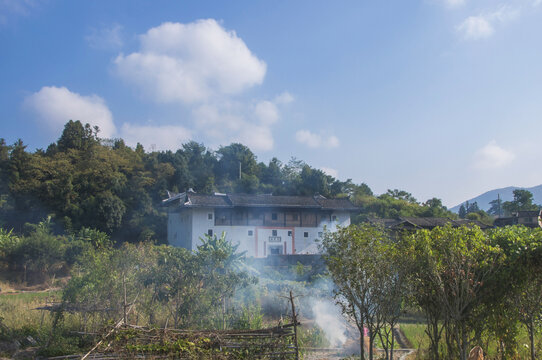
[{"x1": 450, "y1": 184, "x2": 542, "y2": 213}]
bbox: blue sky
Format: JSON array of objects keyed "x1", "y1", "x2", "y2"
[{"x1": 1, "y1": 0, "x2": 542, "y2": 207}]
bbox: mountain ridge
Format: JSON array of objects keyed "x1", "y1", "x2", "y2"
[{"x1": 450, "y1": 184, "x2": 542, "y2": 213}]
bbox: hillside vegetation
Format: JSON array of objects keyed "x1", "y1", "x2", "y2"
[{"x1": 0, "y1": 120, "x2": 457, "y2": 244}]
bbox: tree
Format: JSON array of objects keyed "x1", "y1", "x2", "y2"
[
  {"x1": 216, "y1": 143, "x2": 258, "y2": 183},
  {"x1": 402, "y1": 225, "x2": 503, "y2": 360},
  {"x1": 385, "y1": 189, "x2": 417, "y2": 203},
  {"x1": 57, "y1": 120, "x2": 99, "y2": 152},
  {"x1": 467, "y1": 201, "x2": 480, "y2": 214},
  {"x1": 0, "y1": 139, "x2": 10, "y2": 194},
  {"x1": 5, "y1": 217, "x2": 65, "y2": 283},
  {"x1": 322, "y1": 224, "x2": 405, "y2": 360},
  {"x1": 488, "y1": 226, "x2": 542, "y2": 360},
  {"x1": 458, "y1": 204, "x2": 467, "y2": 219},
  {"x1": 503, "y1": 189, "x2": 539, "y2": 215},
  {"x1": 421, "y1": 198, "x2": 450, "y2": 218},
  {"x1": 517, "y1": 275, "x2": 542, "y2": 360},
  {"x1": 487, "y1": 197, "x2": 502, "y2": 216}
]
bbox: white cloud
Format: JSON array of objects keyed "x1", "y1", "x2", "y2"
[
  {"x1": 320, "y1": 167, "x2": 339, "y2": 178},
  {"x1": 457, "y1": 6, "x2": 520, "y2": 40},
  {"x1": 86, "y1": 24, "x2": 124, "y2": 50},
  {"x1": 192, "y1": 102, "x2": 276, "y2": 151},
  {"x1": 445, "y1": 0, "x2": 466, "y2": 8},
  {"x1": 274, "y1": 91, "x2": 294, "y2": 104},
  {"x1": 114, "y1": 19, "x2": 266, "y2": 104},
  {"x1": 24, "y1": 86, "x2": 116, "y2": 138},
  {"x1": 295, "y1": 130, "x2": 340, "y2": 149},
  {"x1": 473, "y1": 140, "x2": 515, "y2": 169},
  {"x1": 457, "y1": 16, "x2": 494, "y2": 39},
  {"x1": 120, "y1": 123, "x2": 192, "y2": 151},
  {"x1": 0, "y1": 0, "x2": 38, "y2": 24},
  {"x1": 237, "y1": 124, "x2": 274, "y2": 152},
  {"x1": 326, "y1": 135, "x2": 340, "y2": 148},
  {"x1": 254, "y1": 100, "x2": 279, "y2": 125},
  {"x1": 534, "y1": 0, "x2": 542, "y2": 7}
]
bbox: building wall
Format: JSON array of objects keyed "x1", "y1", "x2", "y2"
[
  {"x1": 167, "y1": 208, "x2": 192, "y2": 249},
  {"x1": 168, "y1": 207, "x2": 352, "y2": 257},
  {"x1": 190, "y1": 208, "x2": 215, "y2": 250}
]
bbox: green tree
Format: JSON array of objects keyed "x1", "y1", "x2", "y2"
[
  {"x1": 57, "y1": 120, "x2": 99, "y2": 152},
  {"x1": 487, "y1": 197, "x2": 503, "y2": 216},
  {"x1": 322, "y1": 224, "x2": 405, "y2": 360},
  {"x1": 6, "y1": 217, "x2": 66, "y2": 283},
  {"x1": 385, "y1": 189, "x2": 417, "y2": 203},
  {"x1": 216, "y1": 143, "x2": 258, "y2": 183},
  {"x1": 458, "y1": 204, "x2": 467, "y2": 218},
  {"x1": 402, "y1": 225, "x2": 503, "y2": 360},
  {"x1": 503, "y1": 189, "x2": 539, "y2": 215}
]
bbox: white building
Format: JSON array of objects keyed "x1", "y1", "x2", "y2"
[{"x1": 163, "y1": 190, "x2": 358, "y2": 258}]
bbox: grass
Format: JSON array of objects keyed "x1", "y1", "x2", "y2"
[
  {"x1": 399, "y1": 323, "x2": 429, "y2": 350},
  {"x1": 0, "y1": 289, "x2": 61, "y2": 335},
  {"x1": 0, "y1": 280, "x2": 16, "y2": 293},
  {"x1": 398, "y1": 321, "x2": 542, "y2": 359}
]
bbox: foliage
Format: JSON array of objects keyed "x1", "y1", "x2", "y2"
[
  {"x1": 502, "y1": 189, "x2": 541, "y2": 215},
  {"x1": 298, "y1": 324, "x2": 330, "y2": 349},
  {"x1": 230, "y1": 304, "x2": 264, "y2": 330},
  {"x1": 0, "y1": 120, "x2": 455, "y2": 244},
  {"x1": 322, "y1": 224, "x2": 407, "y2": 360},
  {"x1": 458, "y1": 201, "x2": 493, "y2": 225},
  {"x1": 401, "y1": 225, "x2": 504, "y2": 360},
  {"x1": 400, "y1": 225, "x2": 542, "y2": 360},
  {"x1": 62, "y1": 239, "x2": 255, "y2": 331}
]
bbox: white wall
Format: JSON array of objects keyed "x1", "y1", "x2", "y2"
[
  {"x1": 168, "y1": 207, "x2": 352, "y2": 257},
  {"x1": 167, "y1": 209, "x2": 192, "y2": 249},
  {"x1": 190, "y1": 208, "x2": 215, "y2": 250}
]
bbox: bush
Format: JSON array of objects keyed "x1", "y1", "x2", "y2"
[
  {"x1": 231, "y1": 304, "x2": 263, "y2": 330},
  {"x1": 5, "y1": 227, "x2": 65, "y2": 283}
]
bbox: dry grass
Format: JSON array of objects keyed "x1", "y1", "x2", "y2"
[
  {"x1": 0, "y1": 280, "x2": 16, "y2": 294},
  {"x1": 0, "y1": 290, "x2": 61, "y2": 332}
]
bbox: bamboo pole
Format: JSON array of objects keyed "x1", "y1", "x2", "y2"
[{"x1": 289, "y1": 290, "x2": 299, "y2": 360}]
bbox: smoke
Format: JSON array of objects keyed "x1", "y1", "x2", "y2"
[
  {"x1": 235, "y1": 255, "x2": 351, "y2": 349},
  {"x1": 309, "y1": 298, "x2": 347, "y2": 348}
]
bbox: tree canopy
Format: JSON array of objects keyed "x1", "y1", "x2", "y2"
[{"x1": 0, "y1": 120, "x2": 456, "y2": 243}]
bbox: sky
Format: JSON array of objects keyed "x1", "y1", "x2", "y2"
[{"x1": 1, "y1": 0, "x2": 542, "y2": 207}]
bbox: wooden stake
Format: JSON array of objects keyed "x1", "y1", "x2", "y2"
[
  {"x1": 81, "y1": 292, "x2": 139, "y2": 360},
  {"x1": 122, "y1": 274, "x2": 127, "y2": 326},
  {"x1": 289, "y1": 290, "x2": 299, "y2": 360}
]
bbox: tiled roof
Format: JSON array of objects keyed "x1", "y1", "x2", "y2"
[
  {"x1": 399, "y1": 217, "x2": 452, "y2": 228},
  {"x1": 452, "y1": 219, "x2": 491, "y2": 229},
  {"x1": 227, "y1": 194, "x2": 320, "y2": 208},
  {"x1": 516, "y1": 210, "x2": 541, "y2": 217},
  {"x1": 367, "y1": 217, "x2": 490, "y2": 230},
  {"x1": 186, "y1": 193, "x2": 231, "y2": 207},
  {"x1": 367, "y1": 218, "x2": 404, "y2": 228},
  {"x1": 163, "y1": 191, "x2": 358, "y2": 211},
  {"x1": 315, "y1": 197, "x2": 359, "y2": 211}
]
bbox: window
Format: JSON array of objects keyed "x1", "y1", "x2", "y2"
[
  {"x1": 272, "y1": 230, "x2": 278, "y2": 236},
  {"x1": 332, "y1": 215, "x2": 337, "y2": 221},
  {"x1": 304, "y1": 232, "x2": 309, "y2": 238},
  {"x1": 207, "y1": 229, "x2": 213, "y2": 237},
  {"x1": 272, "y1": 213, "x2": 278, "y2": 220},
  {"x1": 208, "y1": 213, "x2": 213, "y2": 220},
  {"x1": 288, "y1": 231, "x2": 292, "y2": 237},
  {"x1": 248, "y1": 230, "x2": 253, "y2": 236}
]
